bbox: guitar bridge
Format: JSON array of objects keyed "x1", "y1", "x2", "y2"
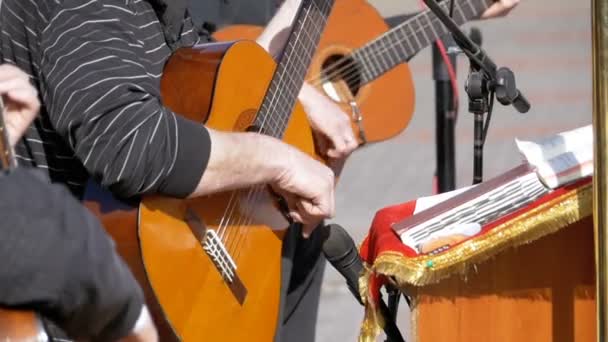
[
  {"x1": 184, "y1": 208, "x2": 248, "y2": 304},
  {"x1": 203, "y1": 230, "x2": 237, "y2": 282}
]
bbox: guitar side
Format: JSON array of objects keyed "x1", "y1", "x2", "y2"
[
  {"x1": 138, "y1": 40, "x2": 317, "y2": 341},
  {"x1": 213, "y1": 0, "x2": 416, "y2": 144},
  {"x1": 0, "y1": 309, "x2": 45, "y2": 341}
]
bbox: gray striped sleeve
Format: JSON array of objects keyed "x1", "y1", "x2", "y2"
[{"x1": 39, "y1": 0, "x2": 210, "y2": 198}]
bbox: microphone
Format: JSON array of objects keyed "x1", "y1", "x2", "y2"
[
  {"x1": 321, "y1": 223, "x2": 365, "y2": 304},
  {"x1": 321, "y1": 224, "x2": 405, "y2": 342},
  {"x1": 469, "y1": 27, "x2": 482, "y2": 47}
]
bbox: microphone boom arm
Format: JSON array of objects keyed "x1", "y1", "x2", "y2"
[{"x1": 422, "y1": 0, "x2": 530, "y2": 113}]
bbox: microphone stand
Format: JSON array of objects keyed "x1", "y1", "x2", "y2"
[
  {"x1": 423, "y1": 0, "x2": 530, "y2": 184},
  {"x1": 433, "y1": 34, "x2": 458, "y2": 192}
]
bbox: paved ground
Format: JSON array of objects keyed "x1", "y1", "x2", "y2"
[{"x1": 316, "y1": 0, "x2": 592, "y2": 341}]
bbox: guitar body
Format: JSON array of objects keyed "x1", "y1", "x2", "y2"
[
  {"x1": 213, "y1": 0, "x2": 416, "y2": 144},
  {"x1": 133, "y1": 41, "x2": 317, "y2": 341},
  {"x1": 0, "y1": 309, "x2": 45, "y2": 340}
]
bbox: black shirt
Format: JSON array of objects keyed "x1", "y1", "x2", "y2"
[
  {"x1": 189, "y1": 0, "x2": 280, "y2": 29},
  {"x1": 0, "y1": 169, "x2": 144, "y2": 341}
]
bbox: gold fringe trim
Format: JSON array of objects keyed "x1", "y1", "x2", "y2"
[
  {"x1": 376, "y1": 185, "x2": 591, "y2": 287},
  {"x1": 358, "y1": 184, "x2": 592, "y2": 340}
]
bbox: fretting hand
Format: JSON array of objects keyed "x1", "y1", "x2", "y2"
[
  {"x1": 0, "y1": 64, "x2": 39, "y2": 148},
  {"x1": 299, "y1": 83, "x2": 358, "y2": 169}
]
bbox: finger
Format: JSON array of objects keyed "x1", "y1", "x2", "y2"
[
  {"x1": 288, "y1": 210, "x2": 305, "y2": 224},
  {"x1": 0, "y1": 65, "x2": 30, "y2": 83},
  {"x1": 5, "y1": 87, "x2": 40, "y2": 111},
  {"x1": 326, "y1": 138, "x2": 347, "y2": 159},
  {"x1": 299, "y1": 191, "x2": 334, "y2": 219},
  {"x1": 0, "y1": 78, "x2": 34, "y2": 97},
  {"x1": 344, "y1": 136, "x2": 359, "y2": 153},
  {"x1": 295, "y1": 200, "x2": 326, "y2": 224},
  {"x1": 328, "y1": 134, "x2": 359, "y2": 159},
  {"x1": 481, "y1": 0, "x2": 518, "y2": 19}
]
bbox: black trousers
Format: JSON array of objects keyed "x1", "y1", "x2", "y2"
[{"x1": 276, "y1": 224, "x2": 326, "y2": 342}]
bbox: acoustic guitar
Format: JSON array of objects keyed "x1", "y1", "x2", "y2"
[
  {"x1": 214, "y1": 0, "x2": 494, "y2": 145},
  {"x1": 85, "y1": 0, "x2": 336, "y2": 341}
]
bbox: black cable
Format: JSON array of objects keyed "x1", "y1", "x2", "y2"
[{"x1": 481, "y1": 90, "x2": 495, "y2": 145}]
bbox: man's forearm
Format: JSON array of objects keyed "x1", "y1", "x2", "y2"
[{"x1": 188, "y1": 129, "x2": 288, "y2": 198}]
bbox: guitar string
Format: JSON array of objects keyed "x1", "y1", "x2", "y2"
[
  {"x1": 216, "y1": 78, "x2": 294, "y2": 244},
  {"x1": 230, "y1": 0, "x2": 331, "y2": 262},
  {"x1": 219, "y1": 13, "x2": 299, "y2": 251},
  {"x1": 305, "y1": 0, "x2": 483, "y2": 89},
  {"x1": 219, "y1": 0, "x2": 442, "y2": 246},
  {"x1": 306, "y1": 0, "x2": 484, "y2": 86},
  {"x1": 231, "y1": 0, "x2": 328, "y2": 261},
  {"x1": 216, "y1": 0, "x2": 469, "y2": 259},
  {"x1": 216, "y1": 19, "x2": 300, "y2": 244},
  {"x1": 219, "y1": 0, "x2": 316, "y2": 254},
  {"x1": 227, "y1": 1, "x2": 325, "y2": 262},
  {"x1": 195, "y1": 0, "x2": 483, "y2": 275},
  {"x1": 227, "y1": 0, "x2": 477, "y2": 256}
]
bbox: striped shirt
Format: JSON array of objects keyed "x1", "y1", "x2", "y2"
[{"x1": 0, "y1": 0, "x2": 212, "y2": 198}]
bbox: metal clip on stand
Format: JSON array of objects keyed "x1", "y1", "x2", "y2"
[{"x1": 424, "y1": 0, "x2": 531, "y2": 184}]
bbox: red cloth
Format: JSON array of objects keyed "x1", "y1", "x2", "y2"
[
  {"x1": 358, "y1": 201, "x2": 418, "y2": 304},
  {"x1": 358, "y1": 178, "x2": 592, "y2": 304}
]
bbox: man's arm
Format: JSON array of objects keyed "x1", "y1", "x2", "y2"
[
  {"x1": 255, "y1": 0, "x2": 358, "y2": 168},
  {"x1": 255, "y1": 0, "x2": 301, "y2": 58},
  {"x1": 41, "y1": 0, "x2": 334, "y2": 223}
]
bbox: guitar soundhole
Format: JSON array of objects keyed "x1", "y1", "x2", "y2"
[{"x1": 320, "y1": 54, "x2": 362, "y2": 103}]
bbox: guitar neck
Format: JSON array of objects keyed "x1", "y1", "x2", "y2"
[
  {"x1": 254, "y1": 0, "x2": 334, "y2": 138},
  {"x1": 0, "y1": 97, "x2": 16, "y2": 171},
  {"x1": 352, "y1": 0, "x2": 493, "y2": 84}
]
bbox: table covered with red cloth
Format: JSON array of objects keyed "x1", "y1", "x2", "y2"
[{"x1": 357, "y1": 177, "x2": 592, "y2": 341}]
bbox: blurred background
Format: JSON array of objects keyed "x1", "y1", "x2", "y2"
[{"x1": 318, "y1": 0, "x2": 592, "y2": 340}]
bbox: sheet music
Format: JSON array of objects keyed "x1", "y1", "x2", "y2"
[
  {"x1": 398, "y1": 125, "x2": 592, "y2": 254},
  {"x1": 400, "y1": 172, "x2": 548, "y2": 253},
  {"x1": 516, "y1": 124, "x2": 592, "y2": 188}
]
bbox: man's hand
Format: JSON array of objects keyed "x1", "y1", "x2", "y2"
[
  {"x1": 481, "y1": 0, "x2": 520, "y2": 19},
  {"x1": 0, "y1": 64, "x2": 39, "y2": 147},
  {"x1": 271, "y1": 142, "x2": 336, "y2": 228},
  {"x1": 299, "y1": 83, "x2": 358, "y2": 165}
]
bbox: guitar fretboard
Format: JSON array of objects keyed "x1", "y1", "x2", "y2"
[
  {"x1": 0, "y1": 98, "x2": 15, "y2": 170},
  {"x1": 254, "y1": 0, "x2": 334, "y2": 138},
  {"x1": 352, "y1": 0, "x2": 493, "y2": 84}
]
